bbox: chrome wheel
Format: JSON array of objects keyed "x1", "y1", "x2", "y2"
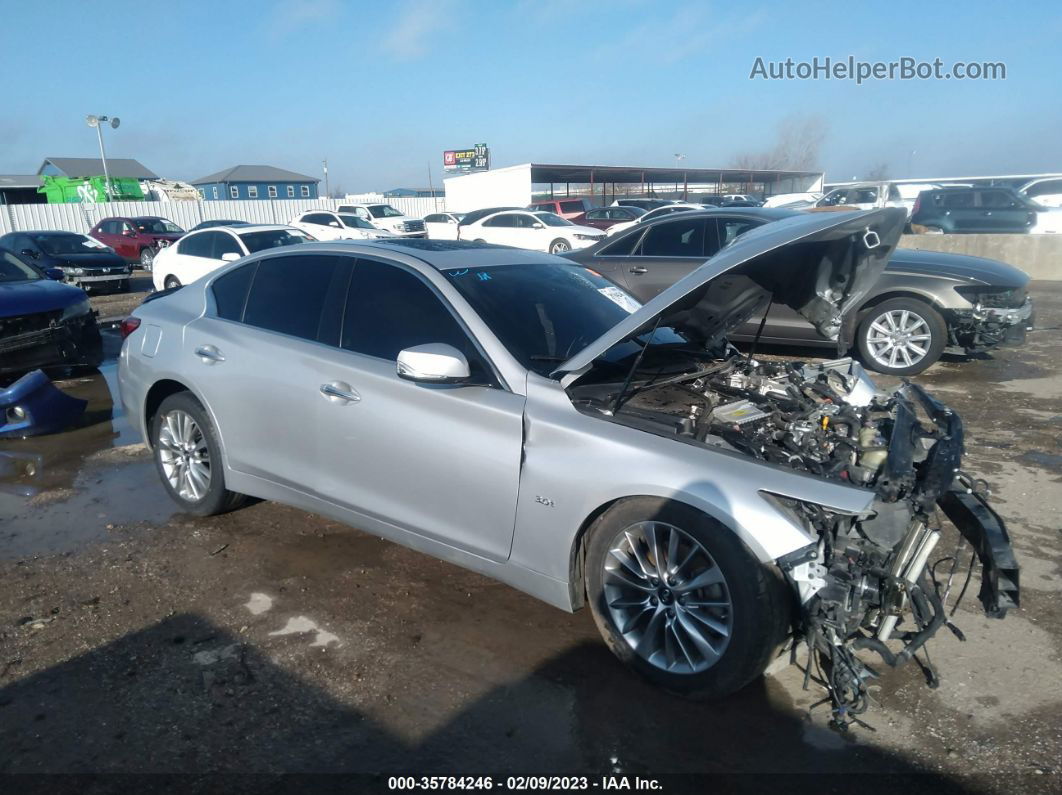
[
  {"x1": 603, "y1": 521, "x2": 732, "y2": 674},
  {"x1": 550, "y1": 239, "x2": 571, "y2": 254},
  {"x1": 865, "y1": 308, "x2": 933, "y2": 370},
  {"x1": 157, "y1": 409, "x2": 211, "y2": 502}
]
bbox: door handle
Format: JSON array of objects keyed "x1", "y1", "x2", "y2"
[
  {"x1": 194, "y1": 345, "x2": 225, "y2": 363},
  {"x1": 320, "y1": 382, "x2": 361, "y2": 403},
  {"x1": 629, "y1": 266, "x2": 649, "y2": 274}
]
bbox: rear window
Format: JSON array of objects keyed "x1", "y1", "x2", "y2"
[
  {"x1": 212, "y1": 263, "x2": 256, "y2": 320},
  {"x1": 560, "y1": 200, "x2": 586, "y2": 214}
]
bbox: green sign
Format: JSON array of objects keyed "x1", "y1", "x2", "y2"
[{"x1": 39, "y1": 175, "x2": 145, "y2": 204}]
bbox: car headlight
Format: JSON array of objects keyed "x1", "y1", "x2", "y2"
[
  {"x1": 63, "y1": 266, "x2": 85, "y2": 275},
  {"x1": 574, "y1": 233, "x2": 602, "y2": 241},
  {"x1": 61, "y1": 298, "x2": 91, "y2": 321}
]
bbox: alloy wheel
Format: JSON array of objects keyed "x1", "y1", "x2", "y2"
[
  {"x1": 603, "y1": 521, "x2": 732, "y2": 674},
  {"x1": 865, "y1": 308, "x2": 933, "y2": 370},
  {"x1": 550, "y1": 240, "x2": 571, "y2": 253},
  {"x1": 157, "y1": 409, "x2": 211, "y2": 502}
]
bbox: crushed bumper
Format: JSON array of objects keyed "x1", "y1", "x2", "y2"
[
  {"x1": 0, "y1": 317, "x2": 103, "y2": 376},
  {"x1": 949, "y1": 297, "x2": 1034, "y2": 352},
  {"x1": 938, "y1": 484, "x2": 1020, "y2": 618}
]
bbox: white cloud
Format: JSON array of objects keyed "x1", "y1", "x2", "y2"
[
  {"x1": 266, "y1": 0, "x2": 343, "y2": 38},
  {"x1": 381, "y1": 0, "x2": 456, "y2": 60}
]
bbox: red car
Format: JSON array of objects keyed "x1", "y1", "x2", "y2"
[
  {"x1": 527, "y1": 197, "x2": 595, "y2": 219},
  {"x1": 89, "y1": 216, "x2": 185, "y2": 270},
  {"x1": 570, "y1": 205, "x2": 646, "y2": 230}
]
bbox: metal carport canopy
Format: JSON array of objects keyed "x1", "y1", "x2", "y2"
[{"x1": 527, "y1": 163, "x2": 822, "y2": 186}]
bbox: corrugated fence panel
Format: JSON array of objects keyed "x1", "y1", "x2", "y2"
[{"x1": 0, "y1": 197, "x2": 447, "y2": 236}]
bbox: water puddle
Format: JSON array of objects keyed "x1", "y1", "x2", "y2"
[{"x1": 0, "y1": 362, "x2": 177, "y2": 558}]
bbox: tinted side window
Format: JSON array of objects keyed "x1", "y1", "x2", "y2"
[
  {"x1": 243, "y1": 255, "x2": 347, "y2": 342},
  {"x1": 978, "y1": 190, "x2": 1018, "y2": 209},
  {"x1": 585, "y1": 209, "x2": 607, "y2": 220},
  {"x1": 713, "y1": 218, "x2": 761, "y2": 252},
  {"x1": 303, "y1": 213, "x2": 334, "y2": 225},
  {"x1": 1026, "y1": 180, "x2": 1062, "y2": 197},
  {"x1": 942, "y1": 191, "x2": 974, "y2": 209},
  {"x1": 213, "y1": 232, "x2": 243, "y2": 258},
  {"x1": 424, "y1": 214, "x2": 445, "y2": 223},
  {"x1": 560, "y1": 200, "x2": 584, "y2": 214},
  {"x1": 212, "y1": 263, "x2": 257, "y2": 321},
  {"x1": 597, "y1": 229, "x2": 646, "y2": 256},
  {"x1": 178, "y1": 232, "x2": 212, "y2": 257},
  {"x1": 484, "y1": 214, "x2": 516, "y2": 227},
  {"x1": 342, "y1": 259, "x2": 471, "y2": 362},
  {"x1": 638, "y1": 217, "x2": 707, "y2": 257}
]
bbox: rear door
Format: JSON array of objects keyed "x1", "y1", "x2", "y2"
[
  {"x1": 171, "y1": 231, "x2": 222, "y2": 284},
  {"x1": 312, "y1": 257, "x2": 525, "y2": 561},
  {"x1": 611, "y1": 215, "x2": 716, "y2": 301},
  {"x1": 184, "y1": 253, "x2": 351, "y2": 490}
]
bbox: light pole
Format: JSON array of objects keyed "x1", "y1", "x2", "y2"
[
  {"x1": 322, "y1": 159, "x2": 330, "y2": 199},
  {"x1": 86, "y1": 115, "x2": 120, "y2": 202}
]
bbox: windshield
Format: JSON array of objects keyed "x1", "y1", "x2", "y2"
[
  {"x1": 239, "y1": 229, "x2": 312, "y2": 253},
  {"x1": 33, "y1": 233, "x2": 109, "y2": 256},
  {"x1": 339, "y1": 214, "x2": 375, "y2": 229},
  {"x1": 444, "y1": 262, "x2": 686, "y2": 377},
  {"x1": 533, "y1": 212, "x2": 573, "y2": 227},
  {"x1": 0, "y1": 250, "x2": 42, "y2": 282},
  {"x1": 368, "y1": 204, "x2": 404, "y2": 218},
  {"x1": 136, "y1": 218, "x2": 183, "y2": 234}
]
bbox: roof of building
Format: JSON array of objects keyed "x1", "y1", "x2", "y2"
[
  {"x1": 189, "y1": 165, "x2": 320, "y2": 185},
  {"x1": 0, "y1": 174, "x2": 43, "y2": 189},
  {"x1": 39, "y1": 157, "x2": 159, "y2": 179},
  {"x1": 444, "y1": 162, "x2": 824, "y2": 186}
]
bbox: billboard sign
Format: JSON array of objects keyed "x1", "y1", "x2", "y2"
[{"x1": 443, "y1": 143, "x2": 489, "y2": 173}]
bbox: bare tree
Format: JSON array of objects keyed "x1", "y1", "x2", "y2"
[
  {"x1": 865, "y1": 163, "x2": 890, "y2": 181},
  {"x1": 732, "y1": 114, "x2": 828, "y2": 171}
]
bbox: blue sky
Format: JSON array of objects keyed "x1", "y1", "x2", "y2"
[{"x1": 2, "y1": 0, "x2": 1060, "y2": 192}]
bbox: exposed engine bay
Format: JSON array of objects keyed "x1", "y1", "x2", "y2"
[{"x1": 570, "y1": 354, "x2": 1019, "y2": 729}]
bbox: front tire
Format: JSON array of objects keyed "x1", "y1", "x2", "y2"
[
  {"x1": 856, "y1": 297, "x2": 947, "y2": 375},
  {"x1": 151, "y1": 392, "x2": 247, "y2": 516},
  {"x1": 549, "y1": 238, "x2": 572, "y2": 254},
  {"x1": 164, "y1": 275, "x2": 181, "y2": 290},
  {"x1": 584, "y1": 498, "x2": 789, "y2": 699}
]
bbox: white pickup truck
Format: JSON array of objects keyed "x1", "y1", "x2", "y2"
[{"x1": 336, "y1": 203, "x2": 426, "y2": 237}]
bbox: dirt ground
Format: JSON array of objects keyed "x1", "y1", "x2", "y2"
[{"x1": 0, "y1": 282, "x2": 1059, "y2": 792}]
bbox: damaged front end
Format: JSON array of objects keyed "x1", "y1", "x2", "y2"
[
  {"x1": 948, "y1": 285, "x2": 1034, "y2": 352},
  {"x1": 612, "y1": 355, "x2": 1020, "y2": 729}
]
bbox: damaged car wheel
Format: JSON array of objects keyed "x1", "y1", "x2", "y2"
[
  {"x1": 856, "y1": 298, "x2": 946, "y2": 376},
  {"x1": 151, "y1": 392, "x2": 246, "y2": 516},
  {"x1": 585, "y1": 498, "x2": 789, "y2": 699}
]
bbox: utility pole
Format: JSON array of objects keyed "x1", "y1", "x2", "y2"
[
  {"x1": 427, "y1": 162, "x2": 438, "y2": 211},
  {"x1": 322, "y1": 159, "x2": 330, "y2": 200}
]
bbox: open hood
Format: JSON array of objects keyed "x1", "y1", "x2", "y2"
[{"x1": 553, "y1": 207, "x2": 906, "y2": 377}]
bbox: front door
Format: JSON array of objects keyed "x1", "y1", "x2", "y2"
[
  {"x1": 313, "y1": 257, "x2": 525, "y2": 561},
  {"x1": 612, "y1": 215, "x2": 716, "y2": 301}
]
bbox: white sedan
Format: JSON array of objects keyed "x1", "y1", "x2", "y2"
[
  {"x1": 459, "y1": 210, "x2": 605, "y2": 253},
  {"x1": 605, "y1": 203, "x2": 704, "y2": 236},
  {"x1": 424, "y1": 211, "x2": 465, "y2": 240},
  {"x1": 151, "y1": 225, "x2": 313, "y2": 291},
  {"x1": 289, "y1": 210, "x2": 396, "y2": 241}
]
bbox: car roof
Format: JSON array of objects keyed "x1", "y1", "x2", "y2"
[
  {"x1": 193, "y1": 224, "x2": 292, "y2": 234},
  {"x1": 267, "y1": 239, "x2": 563, "y2": 272},
  {"x1": 12, "y1": 230, "x2": 88, "y2": 236}
]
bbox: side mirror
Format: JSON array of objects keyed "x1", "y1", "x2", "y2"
[
  {"x1": 220, "y1": 252, "x2": 241, "y2": 262},
  {"x1": 20, "y1": 248, "x2": 38, "y2": 259},
  {"x1": 532, "y1": 222, "x2": 545, "y2": 229},
  {"x1": 329, "y1": 221, "x2": 341, "y2": 228},
  {"x1": 396, "y1": 343, "x2": 471, "y2": 384},
  {"x1": 45, "y1": 267, "x2": 64, "y2": 281},
  {"x1": 123, "y1": 229, "x2": 137, "y2": 237}
]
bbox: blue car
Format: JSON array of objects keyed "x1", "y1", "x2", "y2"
[{"x1": 0, "y1": 247, "x2": 103, "y2": 377}]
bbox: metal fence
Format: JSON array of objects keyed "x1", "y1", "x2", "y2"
[{"x1": 0, "y1": 196, "x2": 447, "y2": 236}]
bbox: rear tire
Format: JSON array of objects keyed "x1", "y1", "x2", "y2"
[
  {"x1": 151, "y1": 392, "x2": 247, "y2": 516},
  {"x1": 139, "y1": 247, "x2": 157, "y2": 270},
  {"x1": 584, "y1": 497, "x2": 789, "y2": 700},
  {"x1": 856, "y1": 297, "x2": 947, "y2": 376},
  {"x1": 164, "y1": 275, "x2": 181, "y2": 289}
]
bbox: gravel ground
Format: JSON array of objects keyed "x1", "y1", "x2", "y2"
[{"x1": 1, "y1": 282, "x2": 1059, "y2": 792}]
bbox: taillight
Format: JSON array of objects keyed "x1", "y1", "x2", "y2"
[
  {"x1": 120, "y1": 317, "x2": 141, "y2": 339},
  {"x1": 912, "y1": 195, "x2": 921, "y2": 215}
]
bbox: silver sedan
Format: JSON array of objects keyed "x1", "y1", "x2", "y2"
[{"x1": 118, "y1": 211, "x2": 1016, "y2": 723}]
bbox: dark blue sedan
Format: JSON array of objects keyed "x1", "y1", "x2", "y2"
[
  {"x1": 0, "y1": 231, "x2": 131, "y2": 293},
  {"x1": 0, "y1": 247, "x2": 103, "y2": 377}
]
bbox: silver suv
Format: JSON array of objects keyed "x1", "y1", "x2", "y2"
[{"x1": 118, "y1": 210, "x2": 1017, "y2": 725}]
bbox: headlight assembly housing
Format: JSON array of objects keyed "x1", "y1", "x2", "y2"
[{"x1": 60, "y1": 298, "x2": 91, "y2": 321}]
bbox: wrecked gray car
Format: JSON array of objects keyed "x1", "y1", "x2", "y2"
[{"x1": 119, "y1": 208, "x2": 1017, "y2": 728}]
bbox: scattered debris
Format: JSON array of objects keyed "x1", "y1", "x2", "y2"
[
  {"x1": 269, "y1": 616, "x2": 339, "y2": 647},
  {"x1": 244, "y1": 593, "x2": 273, "y2": 615},
  {"x1": 209, "y1": 544, "x2": 229, "y2": 556}
]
